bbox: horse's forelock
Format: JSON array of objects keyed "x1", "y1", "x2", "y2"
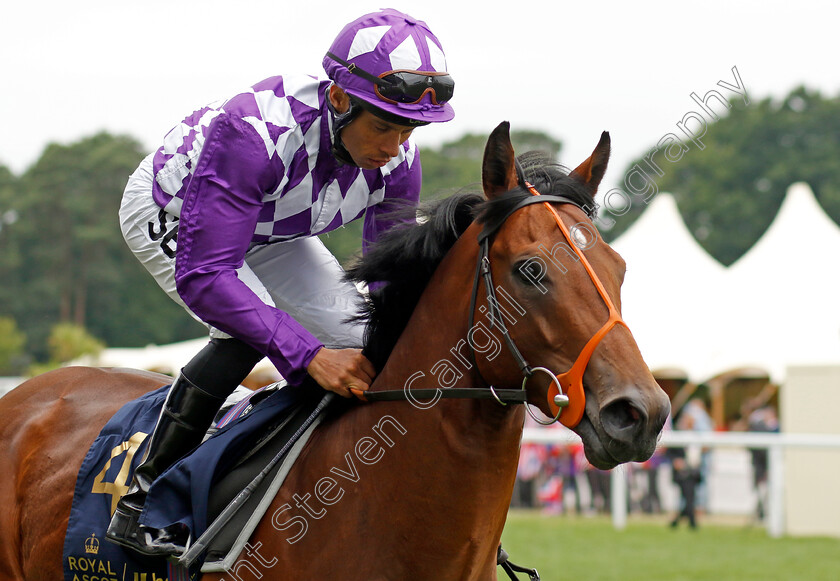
[{"x1": 519, "y1": 151, "x2": 596, "y2": 214}]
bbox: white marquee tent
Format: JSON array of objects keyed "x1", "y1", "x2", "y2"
[
  {"x1": 612, "y1": 183, "x2": 840, "y2": 383},
  {"x1": 609, "y1": 192, "x2": 727, "y2": 381}
]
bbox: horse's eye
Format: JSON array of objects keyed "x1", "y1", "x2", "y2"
[{"x1": 513, "y1": 259, "x2": 549, "y2": 289}]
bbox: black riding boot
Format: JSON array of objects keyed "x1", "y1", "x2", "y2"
[{"x1": 106, "y1": 372, "x2": 226, "y2": 556}]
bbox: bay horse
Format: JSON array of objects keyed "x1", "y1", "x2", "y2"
[{"x1": 0, "y1": 122, "x2": 670, "y2": 581}]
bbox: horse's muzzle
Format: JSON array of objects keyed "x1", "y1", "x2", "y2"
[{"x1": 598, "y1": 390, "x2": 670, "y2": 463}]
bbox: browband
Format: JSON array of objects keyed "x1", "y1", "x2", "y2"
[{"x1": 477, "y1": 194, "x2": 581, "y2": 244}]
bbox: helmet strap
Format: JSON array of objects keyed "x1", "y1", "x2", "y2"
[{"x1": 328, "y1": 93, "x2": 362, "y2": 167}]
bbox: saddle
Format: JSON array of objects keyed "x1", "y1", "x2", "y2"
[
  {"x1": 189, "y1": 382, "x2": 336, "y2": 571},
  {"x1": 63, "y1": 380, "x2": 338, "y2": 580}
]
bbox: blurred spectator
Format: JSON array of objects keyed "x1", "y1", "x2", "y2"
[
  {"x1": 667, "y1": 443, "x2": 702, "y2": 529},
  {"x1": 667, "y1": 400, "x2": 709, "y2": 529},
  {"x1": 639, "y1": 449, "x2": 667, "y2": 514},
  {"x1": 747, "y1": 404, "x2": 779, "y2": 521},
  {"x1": 582, "y1": 458, "x2": 611, "y2": 515},
  {"x1": 537, "y1": 443, "x2": 582, "y2": 514},
  {"x1": 637, "y1": 413, "x2": 672, "y2": 515},
  {"x1": 514, "y1": 441, "x2": 545, "y2": 508},
  {"x1": 679, "y1": 398, "x2": 713, "y2": 510},
  {"x1": 514, "y1": 414, "x2": 553, "y2": 508}
]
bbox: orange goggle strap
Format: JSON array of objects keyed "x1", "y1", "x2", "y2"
[{"x1": 525, "y1": 183, "x2": 629, "y2": 428}]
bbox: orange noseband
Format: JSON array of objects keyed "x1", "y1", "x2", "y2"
[{"x1": 525, "y1": 183, "x2": 629, "y2": 428}]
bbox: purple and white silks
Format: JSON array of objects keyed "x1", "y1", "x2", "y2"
[{"x1": 145, "y1": 74, "x2": 421, "y2": 384}]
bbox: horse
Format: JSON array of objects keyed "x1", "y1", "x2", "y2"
[{"x1": 0, "y1": 122, "x2": 670, "y2": 581}]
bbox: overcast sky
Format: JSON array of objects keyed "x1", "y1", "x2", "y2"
[{"x1": 2, "y1": 0, "x2": 837, "y2": 194}]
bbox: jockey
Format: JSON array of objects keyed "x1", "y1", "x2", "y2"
[{"x1": 107, "y1": 8, "x2": 454, "y2": 556}]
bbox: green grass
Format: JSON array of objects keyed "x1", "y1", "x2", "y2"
[{"x1": 500, "y1": 511, "x2": 840, "y2": 581}]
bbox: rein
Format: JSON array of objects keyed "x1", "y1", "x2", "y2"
[{"x1": 354, "y1": 182, "x2": 628, "y2": 430}]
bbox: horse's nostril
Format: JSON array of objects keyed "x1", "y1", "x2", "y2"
[{"x1": 601, "y1": 398, "x2": 644, "y2": 435}]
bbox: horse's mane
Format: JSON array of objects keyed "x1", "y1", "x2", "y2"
[{"x1": 347, "y1": 151, "x2": 596, "y2": 370}]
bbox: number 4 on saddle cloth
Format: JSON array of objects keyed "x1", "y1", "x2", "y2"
[{"x1": 62, "y1": 380, "x2": 332, "y2": 580}]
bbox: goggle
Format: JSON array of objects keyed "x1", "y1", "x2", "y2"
[
  {"x1": 327, "y1": 51, "x2": 454, "y2": 106},
  {"x1": 374, "y1": 70, "x2": 454, "y2": 105}
]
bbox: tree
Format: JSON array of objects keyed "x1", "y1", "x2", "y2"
[
  {"x1": 28, "y1": 322, "x2": 105, "y2": 376},
  {"x1": 0, "y1": 165, "x2": 27, "y2": 368},
  {"x1": 0, "y1": 317, "x2": 26, "y2": 375},
  {"x1": 18, "y1": 133, "x2": 147, "y2": 327},
  {"x1": 47, "y1": 322, "x2": 104, "y2": 363},
  {"x1": 607, "y1": 86, "x2": 840, "y2": 265},
  {"x1": 0, "y1": 164, "x2": 21, "y2": 283},
  {"x1": 420, "y1": 130, "x2": 563, "y2": 200},
  {"x1": 3, "y1": 133, "x2": 204, "y2": 361}
]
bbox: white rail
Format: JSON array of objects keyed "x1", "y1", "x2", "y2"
[{"x1": 521, "y1": 429, "x2": 840, "y2": 537}]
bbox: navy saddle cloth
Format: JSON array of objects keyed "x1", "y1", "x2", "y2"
[{"x1": 62, "y1": 381, "x2": 319, "y2": 580}]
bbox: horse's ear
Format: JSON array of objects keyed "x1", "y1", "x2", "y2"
[
  {"x1": 482, "y1": 121, "x2": 520, "y2": 199},
  {"x1": 570, "y1": 131, "x2": 611, "y2": 194}
]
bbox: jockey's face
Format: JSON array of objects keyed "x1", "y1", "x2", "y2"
[
  {"x1": 329, "y1": 85, "x2": 416, "y2": 170},
  {"x1": 341, "y1": 109, "x2": 415, "y2": 169}
]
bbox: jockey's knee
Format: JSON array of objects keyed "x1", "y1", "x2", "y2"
[{"x1": 182, "y1": 338, "x2": 263, "y2": 398}]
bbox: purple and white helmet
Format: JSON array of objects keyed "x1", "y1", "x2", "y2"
[{"x1": 323, "y1": 9, "x2": 455, "y2": 124}]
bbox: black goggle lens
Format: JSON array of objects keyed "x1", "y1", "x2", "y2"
[
  {"x1": 326, "y1": 52, "x2": 454, "y2": 106},
  {"x1": 377, "y1": 72, "x2": 455, "y2": 104}
]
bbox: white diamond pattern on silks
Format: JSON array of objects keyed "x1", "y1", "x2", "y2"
[
  {"x1": 340, "y1": 174, "x2": 380, "y2": 225},
  {"x1": 274, "y1": 123, "x2": 305, "y2": 168},
  {"x1": 302, "y1": 115, "x2": 321, "y2": 171},
  {"x1": 347, "y1": 25, "x2": 391, "y2": 60},
  {"x1": 242, "y1": 115, "x2": 276, "y2": 159},
  {"x1": 253, "y1": 89, "x2": 294, "y2": 130},
  {"x1": 148, "y1": 75, "x2": 421, "y2": 250},
  {"x1": 157, "y1": 108, "x2": 224, "y2": 198},
  {"x1": 254, "y1": 218, "x2": 276, "y2": 238},
  {"x1": 405, "y1": 142, "x2": 417, "y2": 169},
  {"x1": 280, "y1": 74, "x2": 321, "y2": 111},
  {"x1": 389, "y1": 35, "x2": 422, "y2": 71},
  {"x1": 275, "y1": 169, "x2": 312, "y2": 211},
  {"x1": 312, "y1": 176, "x2": 348, "y2": 233},
  {"x1": 248, "y1": 90, "x2": 294, "y2": 158},
  {"x1": 156, "y1": 153, "x2": 191, "y2": 199},
  {"x1": 426, "y1": 36, "x2": 447, "y2": 72},
  {"x1": 162, "y1": 122, "x2": 191, "y2": 155}
]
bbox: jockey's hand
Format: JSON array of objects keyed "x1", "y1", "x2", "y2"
[{"x1": 307, "y1": 347, "x2": 377, "y2": 398}]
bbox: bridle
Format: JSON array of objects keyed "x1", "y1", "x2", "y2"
[
  {"x1": 468, "y1": 181, "x2": 629, "y2": 427},
  {"x1": 356, "y1": 180, "x2": 628, "y2": 429}
]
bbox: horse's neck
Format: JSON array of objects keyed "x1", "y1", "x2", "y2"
[
  {"x1": 370, "y1": 224, "x2": 525, "y2": 517},
  {"x1": 372, "y1": 223, "x2": 482, "y2": 391},
  {"x1": 264, "y1": 230, "x2": 524, "y2": 579}
]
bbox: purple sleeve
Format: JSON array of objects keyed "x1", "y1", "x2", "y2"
[
  {"x1": 362, "y1": 148, "x2": 422, "y2": 254},
  {"x1": 174, "y1": 115, "x2": 323, "y2": 384}
]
